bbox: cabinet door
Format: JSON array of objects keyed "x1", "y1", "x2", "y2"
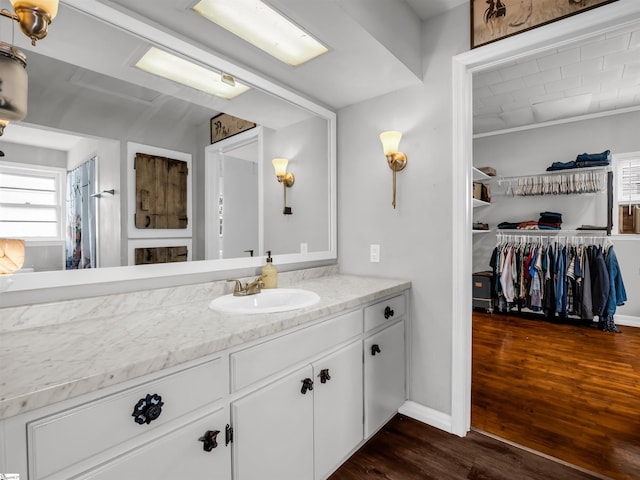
[
  {"x1": 232, "y1": 365, "x2": 314, "y2": 480},
  {"x1": 313, "y1": 341, "x2": 363, "y2": 479},
  {"x1": 78, "y1": 406, "x2": 230, "y2": 480},
  {"x1": 364, "y1": 320, "x2": 406, "y2": 438}
]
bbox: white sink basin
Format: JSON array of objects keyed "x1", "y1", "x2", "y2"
[{"x1": 209, "y1": 288, "x2": 320, "y2": 314}]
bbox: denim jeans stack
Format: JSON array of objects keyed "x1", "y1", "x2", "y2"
[{"x1": 546, "y1": 150, "x2": 611, "y2": 171}]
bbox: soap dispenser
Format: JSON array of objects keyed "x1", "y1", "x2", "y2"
[{"x1": 261, "y1": 250, "x2": 277, "y2": 289}]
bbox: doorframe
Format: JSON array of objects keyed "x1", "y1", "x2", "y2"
[{"x1": 450, "y1": 1, "x2": 640, "y2": 437}]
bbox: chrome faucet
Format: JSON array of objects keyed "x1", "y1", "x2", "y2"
[{"x1": 227, "y1": 276, "x2": 264, "y2": 296}]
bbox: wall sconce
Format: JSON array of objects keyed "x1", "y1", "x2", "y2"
[
  {"x1": 379, "y1": 130, "x2": 407, "y2": 209},
  {"x1": 272, "y1": 157, "x2": 294, "y2": 215},
  {"x1": 1, "y1": 0, "x2": 59, "y2": 46}
]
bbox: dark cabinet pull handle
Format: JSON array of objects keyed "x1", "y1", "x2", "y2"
[
  {"x1": 132, "y1": 393, "x2": 164, "y2": 425},
  {"x1": 198, "y1": 430, "x2": 220, "y2": 452},
  {"x1": 319, "y1": 368, "x2": 331, "y2": 383},
  {"x1": 301, "y1": 378, "x2": 314, "y2": 394},
  {"x1": 371, "y1": 344, "x2": 381, "y2": 356},
  {"x1": 384, "y1": 306, "x2": 394, "y2": 319}
]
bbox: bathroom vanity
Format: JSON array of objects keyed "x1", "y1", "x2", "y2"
[{"x1": 0, "y1": 269, "x2": 409, "y2": 479}]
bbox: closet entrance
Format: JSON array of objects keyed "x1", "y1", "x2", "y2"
[{"x1": 462, "y1": 6, "x2": 640, "y2": 479}]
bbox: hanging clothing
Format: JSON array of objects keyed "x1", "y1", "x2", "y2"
[{"x1": 488, "y1": 235, "x2": 627, "y2": 332}]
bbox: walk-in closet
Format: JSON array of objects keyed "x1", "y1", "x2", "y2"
[{"x1": 469, "y1": 18, "x2": 640, "y2": 480}]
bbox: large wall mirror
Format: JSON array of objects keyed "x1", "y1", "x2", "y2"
[{"x1": 0, "y1": 0, "x2": 336, "y2": 294}]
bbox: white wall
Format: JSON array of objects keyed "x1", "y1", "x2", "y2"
[
  {"x1": 338, "y1": 5, "x2": 469, "y2": 415},
  {"x1": 473, "y1": 110, "x2": 640, "y2": 317}
]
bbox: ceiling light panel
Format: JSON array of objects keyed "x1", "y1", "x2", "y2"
[
  {"x1": 135, "y1": 47, "x2": 250, "y2": 100},
  {"x1": 192, "y1": 0, "x2": 328, "y2": 67}
]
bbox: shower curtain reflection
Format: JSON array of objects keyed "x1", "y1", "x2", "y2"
[{"x1": 66, "y1": 157, "x2": 97, "y2": 269}]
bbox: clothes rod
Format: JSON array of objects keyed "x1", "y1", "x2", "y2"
[{"x1": 495, "y1": 166, "x2": 611, "y2": 183}]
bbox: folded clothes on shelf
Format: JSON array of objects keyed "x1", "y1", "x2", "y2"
[{"x1": 546, "y1": 150, "x2": 611, "y2": 171}]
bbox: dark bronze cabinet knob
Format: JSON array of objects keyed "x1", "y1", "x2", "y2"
[
  {"x1": 384, "y1": 306, "x2": 394, "y2": 319},
  {"x1": 319, "y1": 368, "x2": 331, "y2": 383},
  {"x1": 301, "y1": 378, "x2": 314, "y2": 394},
  {"x1": 371, "y1": 344, "x2": 381, "y2": 356},
  {"x1": 199, "y1": 430, "x2": 220, "y2": 452},
  {"x1": 132, "y1": 393, "x2": 164, "y2": 425}
]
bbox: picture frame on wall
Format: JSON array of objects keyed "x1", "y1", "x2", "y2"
[
  {"x1": 210, "y1": 113, "x2": 256, "y2": 144},
  {"x1": 471, "y1": 0, "x2": 618, "y2": 49}
]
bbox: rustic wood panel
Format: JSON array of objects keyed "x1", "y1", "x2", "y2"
[
  {"x1": 472, "y1": 311, "x2": 640, "y2": 480},
  {"x1": 135, "y1": 152, "x2": 187, "y2": 229},
  {"x1": 134, "y1": 246, "x2": 188, "y2": 265},
  {"x1": 330, "y1": 414, "x2": 601, "y2": 480}
]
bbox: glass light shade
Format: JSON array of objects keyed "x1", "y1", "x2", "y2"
[
  {"x1": 272, "y1": 158, "x2": 288, "y2": 176},
  {"x1": 10, "y1": 0, "x2": 58, "y2": 19},
  {"x1": 379, "y1": 131, "x2": 402, "y2": 156},
  {"x1": 0, "y1": 44, "x2": 28, "y2": 123},
  {"x1": 193, "y1": 0, "x2": 328, "y2": 67},
  {"x1": 135, "y1": 47, "x2": 250, "y2": 100}
]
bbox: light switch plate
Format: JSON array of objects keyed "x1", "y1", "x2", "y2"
[{"x1": 370, "y1": 244, "x2": 380, "y2": 263}]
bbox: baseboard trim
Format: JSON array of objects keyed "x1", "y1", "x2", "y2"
[
  {"x1": 615, "y1": 315, "x2": 640, "y2": 328},
  {"x1": 398, "y1": 401, "x2": 454, "y2": 435}
]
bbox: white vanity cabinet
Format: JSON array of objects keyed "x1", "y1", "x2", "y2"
[
  {"x1": 363, "y1": 295, "x2": 407, "y2": 438},
  {"x1": 0, "y1": 285, "x2": 409, "y2": 480},
  {"x1": 230, "y1": 309, "x2": 364, "y2": 480},
  {"x1": 3, "y1": 355, "x2": 229, "y2": 480}
]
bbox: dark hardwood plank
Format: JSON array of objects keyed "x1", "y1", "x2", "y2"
[
  {"x1": 330, "y1": 414, "x2": 601, "y2": 480},
  {"x1": 472, "y1": 312, "x2": 640, "y2": 480}
]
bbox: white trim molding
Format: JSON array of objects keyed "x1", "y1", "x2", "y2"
[
  {"x1": 616, "y1": 315, "x2": 640, "y2": 329},
  {"x1": 399, "y1": 401, "x2": 452, "y2": 434}
]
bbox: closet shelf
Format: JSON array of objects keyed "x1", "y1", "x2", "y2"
[
  {"x1": 473, "y1": 198, "x2": 490, "y2": 208},
  {"x1": 472, "y1": 229, "x2": 492, "y2": 234},
  {"x1": 473, "y1": 167, "x2": 492, "y2": 181}
]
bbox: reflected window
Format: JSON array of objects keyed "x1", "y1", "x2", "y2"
[{"x1": 0, "y1": 162, "x2": 65, "y2": 240}]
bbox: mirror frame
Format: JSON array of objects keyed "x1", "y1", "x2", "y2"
[{"x1": 6, "y1": 0, "x2": 336, "y2": 292}]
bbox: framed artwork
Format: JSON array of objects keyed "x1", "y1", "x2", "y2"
[
  {"x1": 471, "y1": 0, "x2": 618, "y2": 49},
  {"x1": 210, "y1": 113, "x2": 256, "y2": 144}
]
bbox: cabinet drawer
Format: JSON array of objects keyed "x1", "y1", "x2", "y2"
[
  {"x1": 75, "y1": 406, "x2": 231, "y2": 480},
  {"x1": 364, "y1": 294, "x2": 405, "y2": 331},
  {"x1": 28, "y1": 357, "x2": 227, "y2": 480},
  {"x1": 231, "y1": 309, "x2": 362, "y2": 392}
]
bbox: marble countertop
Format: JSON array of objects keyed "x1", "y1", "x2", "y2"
[{"x1": 0, "y1": 272, "x2": 410, "y2": 420}]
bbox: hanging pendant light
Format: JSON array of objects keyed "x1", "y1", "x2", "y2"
[{"x1": 0, "y1": 42, "x2": 27, "y2": 133}]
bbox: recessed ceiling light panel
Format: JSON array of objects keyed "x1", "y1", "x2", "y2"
[
  {"x1": 135, "y1": 46, "x2": 250, "y2": 100},
  {"x1": 192, "y1": 0, "x2": 328, "y2": 67}
]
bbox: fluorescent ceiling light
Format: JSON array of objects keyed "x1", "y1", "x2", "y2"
[
  {"x1": 135, "y1": 47, "x2": 250, "y2": 100},
  {"x1": 192, "y1": 0, "x2": 328, "y2": 67}
]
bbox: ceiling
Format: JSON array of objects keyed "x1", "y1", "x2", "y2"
[
  {"x1": 1, "y1": 0, "x2": 638, "y2": 146},
  {"x1": 98, "y1": 0, "x2": 640, "y2": 135},
  {"x1": 474, "y1": 23, "x2": 640, "y2": 134}
]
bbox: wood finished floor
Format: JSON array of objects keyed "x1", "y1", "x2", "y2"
[
  {"x1": 329, "y1": 414, "x2": 602, "y2": 480},
  {"x1": 471, "y1": 312, "x2": 640, "y2": 480}
]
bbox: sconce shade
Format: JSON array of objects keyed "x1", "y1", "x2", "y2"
[
  {"x1": 0, "y1": 43, "x2": 28, "y2": 124},
  {"x1": 379, "y1": 130, "x2": 402, "y2": 155},
  {"x1": 10, "y1": 0, "x2": 58, "y2": 19},
  {"x1": 9, "y1": 0, "x2": 58, "y2": 45},
  {"x1": 272, "y1": 157, "x2": 289, "y2": 177}
]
